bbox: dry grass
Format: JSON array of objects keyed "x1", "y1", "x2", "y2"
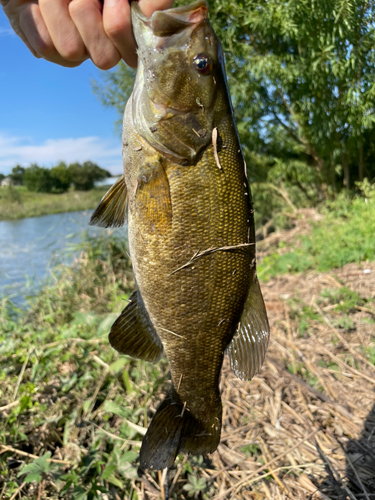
[{"x1": 139, "y1": 260, "x2": 375, "y2": 499}]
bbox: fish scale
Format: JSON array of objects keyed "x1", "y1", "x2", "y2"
[{"x1": 89, "y1": 0, "x2": 269, "y2": 470}]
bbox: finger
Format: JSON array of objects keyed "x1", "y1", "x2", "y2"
[
  {"x1": 103, "y1": 0, "x2": 175, "y2": 68},
  {"x1": 1, "y1": 0, "x2": 40, "y2": 57},
  {"x1": 69, "y1": 0, "x2": 121, "y2": 70},
  {"x1": 102, "y1": 0, "x2": 137, "y2": 68},
  {"x1": 19, "y1": 2, "x2": 83, "y2": 66},
  {"x1": 39, "y1": 0, "x2": 87, "y2": 62},
  {"x1": 138, "y1": 0, "x2": 175, "y2": 18}
]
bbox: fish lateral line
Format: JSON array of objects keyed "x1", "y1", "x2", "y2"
[{"x1": 170, "y1": 242, "x2": 255, "y2": 275}]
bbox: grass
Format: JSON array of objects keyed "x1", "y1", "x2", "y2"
[
  {"x1": 257, "y1": 186, "x2": 375, "y2": 280},
  {"x1": 0, "y1": 186, "x2": 109, "y2": 221},
  {"x1": 1, "y1": 196, "x2": 375, "y2": 499}
]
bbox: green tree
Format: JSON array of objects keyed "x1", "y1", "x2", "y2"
[
  {"x1": 50, "y1": 161, "x2": 72, "y2": 193},
  {"x1": 0, "y1": 173, "x2": 5, "y2": 183},
  {"x1": 93, "y1": 0, "x2": 375, "y2": 201},
  {"x1": 24, "y1": 164, "x2": 53, "y2": 193},
  {"x1": 9, "y1": 165, "x2": 25, "y2": 185},
  {"x1": 68, "y1": 161, "x2": 111, "y2": 191},
  {"x1": 210, "y1": 0, "x2": 375, "y2": 195}
]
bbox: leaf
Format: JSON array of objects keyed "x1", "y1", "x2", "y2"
[
  {"x1": 72, "y1": 487, "x2": 88, "y2": 500},
  {"x1": 107, "y1": 474, "x2": 124, "y2": 488},
  {"x1": 102, "y1": 463, "x2": 117, "y2": 480},
  {"x1": 103, "y1": 401, "x2": 127, "y2": 418},
  {"x1": 18, "y1": 452, "x2": 51, "y2": 478},
  {"x1": 109, "y1": 357, "x2": 128, "y2": 373},
  {"x1": 24, "y1": 473, "x2": 42, "y2": 483},
  {"x1": 121, "y1": 451, "x2": 138, "y2": 462}
]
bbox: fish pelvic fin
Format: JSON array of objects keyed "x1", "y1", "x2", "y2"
[
  {"x1": 139, "y1": 390, "x2": 221, "y2": 471},
  {"x1": 89, "y1": 175, "x2": 127, "y2": 228},
  {"x1": 109, "y1": 290, "x2": 163, "y2": 362},
  {"x1": 227, "y1": 275, "x2": 270, "y2": 380}
]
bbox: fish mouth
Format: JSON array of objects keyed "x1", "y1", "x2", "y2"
[{"x1": 131, "y1": 0, "x2": 208, "y2": 39}]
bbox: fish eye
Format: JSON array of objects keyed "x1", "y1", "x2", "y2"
[{"x1": 193, "y1": 54, "x2": 212, "y2": 75}]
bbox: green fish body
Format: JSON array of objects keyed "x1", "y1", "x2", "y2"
[{"x1": 90, "y1": 0, "x2": 269, "y2": 471}]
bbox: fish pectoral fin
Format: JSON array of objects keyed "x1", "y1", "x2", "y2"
[
  {"x1": 135, "y1": 160, "x2": 172, "y2": 234},
  {"x1": 109, "y1": 290, "x2": 163, "y2": 362},
  {"x1": 89, "y1": 175, "x2": 127, "y2": 228},
  {"x1": 226, "y1": 276, "x2": 270, "y2": 380}
]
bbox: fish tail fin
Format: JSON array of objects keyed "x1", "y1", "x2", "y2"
[{"x1": 139, "y1": 390, "x2": 221, "y2": 471}]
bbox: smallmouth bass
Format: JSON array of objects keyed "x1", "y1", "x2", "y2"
[{"x1": 90, "y1": 0, "x2": 269, "y2": 471}]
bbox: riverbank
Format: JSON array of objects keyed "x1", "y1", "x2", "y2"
[
  {"x1": 0, "y1": 204, "x2": 374, "y2": 499},
  {"x1": 0, "y1": 186, "x2": 109, "y2": 221}
]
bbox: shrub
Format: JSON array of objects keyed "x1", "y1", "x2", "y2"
[{"x1": 23, "y1": 164, "x2": 53, "y2": 193}]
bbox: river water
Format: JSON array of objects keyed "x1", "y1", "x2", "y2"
[{"x1": 0, "y1": 211, "x2": 122, "y2": 305}]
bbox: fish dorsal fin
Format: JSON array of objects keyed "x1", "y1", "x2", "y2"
[
  {"x1": 135, "y1": 161, "x2": 172, "y2": 234},
  {"x1": 109, "y1": 290, "x2": 163, "y2": 362},
  {"x1": 89, "y1": 175, "x2": 127, "y2": 228},
  {"x1": 226, "y1": 277, "x2": 270, "y2": 380}
]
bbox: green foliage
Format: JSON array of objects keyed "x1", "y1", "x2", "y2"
[
  {"x1": 9, "y1": 165, "x2": 25, "y2": 186},
  {"x1": 8, "y1": 161, "x2": 110, "y2": 195},
  {"x1": 50, "y1": 161, "x2": 72, "y2": 193},
  {"x1": 209, "y1": 0, "x2": 375, "y2": 192},
  {"x1": 23, "y1": 163, "x2": 53, "y2": 193},
  {"x1": 258, "y1": 185, "x2": 375, "y2": 279},
  {"x1": 18, "y1": 452, "x2": 61, "y2": 484},
  {"x1": 28, "y1": 232, "x2": 134, "y2": 326},
  {"x1": 0, "y1": 185, "x2": 23, "y2": 205},
  {"x1": 183, "y1": 475, "x2": 207, "y2": 498},
  {"x1": 68, "y1": 161, "x2": 111, "y2": 191},
  {"x1": 241, "y1": 443, "x2": 262, "y2": 459},
  {"x1": 364, "y1": 345, "x2": 375, "y2": 365},
  {"x1": 0, "y1": 185, "x2": 109, "y2": 221},
  {"x1": 0, "y1": 234, "x2": 142, "y2": 498},
  {"x1": 288, "y1": 300, "x2": 322, "y2": 337},
  {"x1": 319, "y1": 287, "x2": 365, "y2": 313}
]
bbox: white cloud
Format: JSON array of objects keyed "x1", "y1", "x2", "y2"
[
  {"x1": 0, "y1": 27, "x2": 15, "y2": 36},
  {"x1": 0, "y1": 132, "x2": 123, "y2": 175}
]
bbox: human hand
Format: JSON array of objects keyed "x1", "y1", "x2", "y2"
[{"x1": 1, "y1": 0, "x2": 174, "y2": 68}]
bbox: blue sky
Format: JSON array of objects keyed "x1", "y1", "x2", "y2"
[{"x1": 0, "y1": 10, "x2": 123, "y2": 176}]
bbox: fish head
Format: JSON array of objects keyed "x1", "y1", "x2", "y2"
[{"x1": 131, "y1": 0, "x2": 227, "y2": 164}]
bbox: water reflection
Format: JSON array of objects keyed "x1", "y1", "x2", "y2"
[{"x1": 0, "y1": 211, "x2": 123, "y2": 304}]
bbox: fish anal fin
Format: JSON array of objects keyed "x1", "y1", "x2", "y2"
[
  {"x1": 227, "y1": 276, "x2": 270, "y2": 380},
  {"x1": 136, "y1": 161, "x2": 172, "y2": 234},
  {"x1": 139, "y1": 390, "x2": 221, "y2": 471},
  {"x1": 109, "y1": 290, "x2": 163, "y2": 362},
  {"x1": 89, "y1": 175, "x2": 127, "y2": 228}
]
